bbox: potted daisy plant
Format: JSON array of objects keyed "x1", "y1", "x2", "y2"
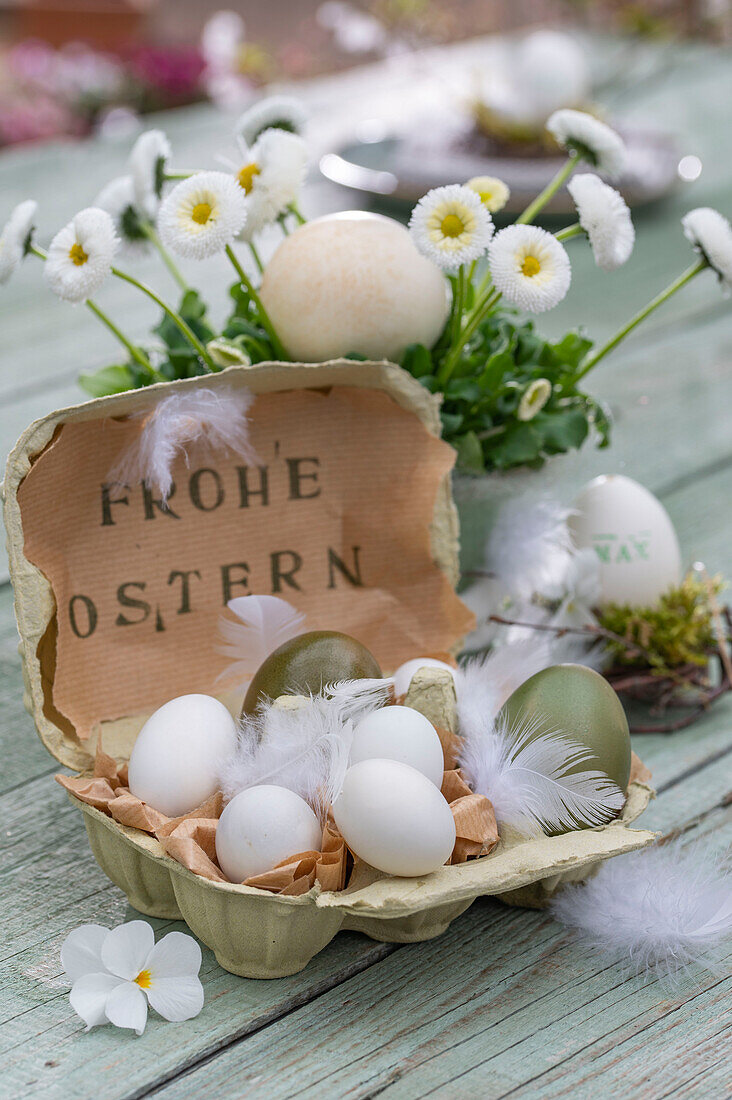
[{"x1": 1, "y1": 98, "x2": 730, "y2": 573}]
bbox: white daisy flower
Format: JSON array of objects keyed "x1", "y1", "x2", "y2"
[
  {"x1": 682, "y1": 207, "x2": 732, "y2": 288},
  {"x1": 94, "y1": 175, "x2": 148, "y2": 246},
  {"x1": 409, "y1": 184, "x2": 494, "y2": 274},
  {"x1": 44, "y1": 207, "x2": 119, "y2": 303},
  {"x1": 466, "y1": 176, "x2": 510, "y2": 214},
  {"x1": 567, "y1": 173, "x2": 634, "y2": 271},
  {"x1": 547, "y1": 109, "x2": 626, "y2": 179},
  {"x1": 235, "y1": 94, "x2": 307, "y2": 147},
  {"x1": 158, "y1": 171, "x2": 248, "y2": 259},
  {"x1": 232, "y1": 128, "x2": 307, "y2": 240},
  {"x1": 489, "y1": 224, "x2": 571, "y2": 313},
  {"x1": 63, "y1": 921, "x2": 203, "y2": 1036},
  {"x1": 0, "y1": 199, "x2": 37, "y2": 284},
  {"x1": 518, "y1": 378, "x2": 552, "y2": 421},
  {"x1": 129, "y1": 129, "x2": 171, "y2": 219}
]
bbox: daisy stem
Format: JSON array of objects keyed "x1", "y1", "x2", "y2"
[
  {"x1": 516, "y1": 156, "x2": 577, "y2": 226},
  {"x1": 225, "y1": 244, "x2": 287, "y2": 359},
  {"x1": 555, "y1": 222, "x2": 583, "y2": 242},
  {"x1": 111, "y1": 266, "x2": 217, "y2": 371},
  {"x1": 575, "y1": 259, "x2": 707, "y2": 382},
  {"x1": 248, "y1": 241, "x2": 265, "y2": 275},
  {"x1": 141, "y1": 223, "x2": 189, "y2": 292},
  {"x1": 287, "y1": 203, "x2": 306, "y2": 225},
  {"x1": 449, "y1": 267, "x2": 467, "y2": 344},
  {"x1": 438, "y1": 287, "x2": 502, "y2": 386},
  {"x1": 29, "y1": 245, "x2": 160, "y2": 379}
]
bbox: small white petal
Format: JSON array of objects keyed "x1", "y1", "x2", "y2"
[
  {"x1": 158, "y1": 171, "x2": 248, "y2": 259},
  {"x1": 147, "y1": 976, "x2": 204, "y2": 1023},
  {"x1": 547, "y1": 109, "x2": 626, "y2": 179},
  {"x1": 61, "y1": 924, "x2": 110, "y2": 982},
  {"x1": 409, "y1": 184, "x2": 494, "y2": 273},
  {"x1": 69, "y1": 972, "x2": 124, "y2": 1030},
  {"x1": 146, "y1": 931, "x2": 202, "y2": 979},
  {"x1": 568, "y1": 173, "x2": 634, "y2": 271},
  {"x1": 682, "y1": 206, "x2": 732, "y2": 288},
  {"x1": 489, "y1": 225, "x2": 571, "y2": 313},
  {"x1": 235, "y1": 94, "x2": 307, "y2": 148},
  {"x1": 104, "y1": 981, "x2": 149, "y2": 1036},
  {"x1": 101, "y1": 920, "x2": 155, "y2": 981}
]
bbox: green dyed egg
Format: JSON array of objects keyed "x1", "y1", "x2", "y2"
[
  {"x1": 242, "y1": 630, "x2": 382, "y2": 715},
  {"x1": 498, "y1": 664, "x2": 631, "y2": 792}
]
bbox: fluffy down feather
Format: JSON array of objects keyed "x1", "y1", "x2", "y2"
[
  {"x1": 109, "y1": 386, "x2": 258, "y2": 503},
  {"x1": 486, "y1": 494, "x2": 575, "y2": 601},
  {"x1": 551, "y1": 841, "x2": 732, "y2": 982},
  {"x1": 218, "y1": 595, "x2": 306, "y2": 689}
]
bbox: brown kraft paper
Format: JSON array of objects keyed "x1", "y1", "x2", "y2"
[{"x1": 19, "y1": 386, "x2": 474, "y2": 738}]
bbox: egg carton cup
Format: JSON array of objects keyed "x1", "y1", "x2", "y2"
[{"x1": 67, "y1": 668, "x2": 655, "y2": 978}]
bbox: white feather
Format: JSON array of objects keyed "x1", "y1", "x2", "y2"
[
  {"x1": 217, "y1": 595, "x2": 306, "y2": 688},
  {"x1": 109, "y1": 386, "x2": 259, "y2": 503},
  {"x1": 550, "y1": 841, "x2": 732, "y2": 982},
  {"x1": 458, "y1": 709, "x2": 625, "y2": 837},
  {"x1": 455, "y1": 637, "x2": 564, "y2": 736},
  {"x1": 219, "y1": 695, "x2": 353, "y2": 822},
  {"x1": 322, "y1": 678, "x2": 394, "y2": 724},
  {"x1": 486, "y1": 494, "x2": 574, "y2": 601}
]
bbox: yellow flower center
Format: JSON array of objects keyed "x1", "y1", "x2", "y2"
[
  {"x1": 521, "y1": 255, "x2": 541, "y2": 277},
  {"x1": 68, "y1": 242, "x2": 88, "y2": 266},
  {"x1": 191, "y1": 202, "x2": 213, "y2": 225},
  {"x1": 237, "y1": 162, "x2": 261, "y2": 194},
  {"x1": 479, "y1": 191, "x2": 492, "y2": 204},
  {"x1": 440, "y1": 213, "x2": 465, "y2": 238},
  {"x1": 134, "y1": 969, "x2": 152, "y2": 989}
]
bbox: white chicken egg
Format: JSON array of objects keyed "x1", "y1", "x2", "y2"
[
  {"x1": 333, "y1": 759, "x2": 456, "y2": 877},
  {"x1": 569, "y1": 474, "x2": 682, "y2": 606},
  {"x1": 259, "y1": 212, "x2": 450, "y2": 362},
  {"x1": 350, "y1": 705, "x2": 445, "y2": 787},
  {"x1": 215, "y1": 785, "x2": 322, "y2": 882},
  {"x1": 393, "y1": 657, "x2": 456, "y2": 698},
  {"x1": 127, "y1": 694, "x2": 237, "y2": 817}
]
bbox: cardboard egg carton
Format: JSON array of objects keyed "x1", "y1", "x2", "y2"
[{"x1": 3, "y1": 361, "x2": 655, "y2": 978}]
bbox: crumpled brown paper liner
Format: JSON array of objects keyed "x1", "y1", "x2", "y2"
[{"x1": 442, "y1": 768, "x2": 499, "y2": 864}]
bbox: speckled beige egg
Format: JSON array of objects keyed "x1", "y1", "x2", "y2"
[{"x1": 259, "y1": 212, "x2": 450, "y2": 362}]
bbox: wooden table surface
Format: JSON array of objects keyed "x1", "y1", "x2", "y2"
[{"x1": 1, "y1": 35, "x2": 731, "y2": 1100}]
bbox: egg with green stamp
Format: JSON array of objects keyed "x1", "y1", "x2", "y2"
[
  {"x1": 498, "y1": 663, "x2": 631, "y2": 794},
  {"x1": 242, "y1": 630, "x2": 382, "y2": 714}
]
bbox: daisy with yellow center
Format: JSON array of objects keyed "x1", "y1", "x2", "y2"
[
  {"x1": 488, "y1": 224, "x2": 571, "y2": 313},
  {"x1": 230, "y1": 128, "x2": 307, "y2": 241},
  {"x1": 409, "y1": 184, "x2": 494, "y2": 273},
  {"x1": 466, "y1": 176, "x2": 510, "y2": 214},
  {"x1": 0, "y1": 199, "x2": 37, "y2": 285},
  {"x1": 44, "y1": 207, "x2": 119, "y2": 303},
  {"x1": 158, "y1": 171, "x2": 247, "y2": 259}
]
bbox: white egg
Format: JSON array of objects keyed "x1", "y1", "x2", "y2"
[
  {"x1": 127, "y1": 694, "x2": 237, "y2": 817},
  {"x1": 333, "y1": 759, "x2": 456, "y2": 877},
  {"x1": 259, "y1": 211, "x2": 450, "y2": 362},
  {"x1": 350, "y1": 706, "x2": 445, "y2": 788},
  {"x1": 215, "y1": 785, "x2": 322, "y2": 882},
  {"x1": 393, "y1": 657, "x2": 457, "y2": 698},
  {"x1": 569, "y1": 474, "x2": 682, "y2": 607}
]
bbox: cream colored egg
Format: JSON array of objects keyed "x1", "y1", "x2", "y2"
[
  {"x1": 350, "y1": 705, "x2": 445, "y2": 787},
  {"x1": 569, "y1": 474, "x2": 682, "y2": 607},
  {"x1": 333, "y1": 758, "x2": 456, "y2": 877},
  {"x1": 392, "y1": 657, "x2": 456, "y2": 698},
  {"x1": 215, "y1": 785, "x2": 322, "y2": 882},
  {"x1": 128, "y1": 694, "x2": 238, "y2": 817},
  {"x1": 259, "y1": 211, "x2": 450, "y2": 362}
]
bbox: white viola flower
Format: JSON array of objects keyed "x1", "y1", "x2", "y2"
[
  {"x1": 682, "y1": 207, "x2": 732, "y2": 289},
  {"x1": 44, "y1": 207, "x2": 119, "y2": 303},
  {"x1": 64, "y1": 921, "x2": 204, "y2": 1036},
  {"x1": 465, "y1": 176, "x2": 510, "y2": 214},
  {"x1": 0, "y1": 199, "x2": 37, "y2": 284},
  {"x1": 129, "y1": 129, "x2": 171, "y2": 219},
  {"x1": 489, "y1": 224, "x2": 571, "y2": 313},
  {"x1": 567, "y1": 173, "x2": 634, "y2": 271},
  {"x1": 409, "y1": 184, "x2": 494, "y2": 274},
  {"x1": 547, "y1": 108, "x2": 626, "y2": 179},
  {"x1": 231, "y1": 128, "x2": 307, "y2": 240},
  {"x1": 517, "y1": 378, "x2": 551, "y2": 421},
  {"x1": 158, "y1": 171, "x2": 248, "y2": 259},
  {"x1": 94, "y1": 174, "x2": 149, "y2": 247},
  {"x1": 235, "y1": 94, "x2": 307, "y2": 148}
]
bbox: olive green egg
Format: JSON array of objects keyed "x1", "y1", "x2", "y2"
[
  {"x1": 498, "y1": 663, "x2": 631, "y2": 793},
  {"x1": 242, "y1": 630, "x2": 382, "y2": 715}
]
